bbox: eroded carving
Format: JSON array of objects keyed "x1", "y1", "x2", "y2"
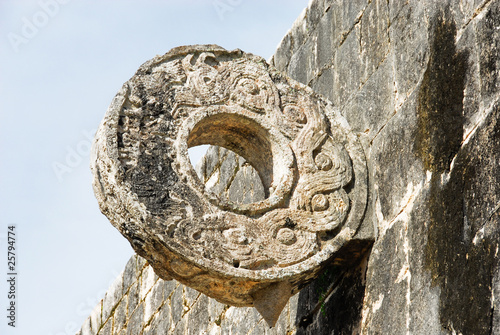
[{"x1": 91, "y1": 45, "x2": 368, "y2": 326}]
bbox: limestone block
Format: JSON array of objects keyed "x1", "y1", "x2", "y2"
[
  {"x1": 389, "y1": 1, "x2": 428, "y2": 104},
  {"x1": 97, "y1": 320, "x2": 112, "y2": 335},
  {"x1": 122, "y1": 256, "x2": 139, "y2": 294},
  {"x1": 126, "y1": 303, "x2": 144, "y2": 335},
  {"x1": 316, "y1": 7, "x2": 338, "y2": 70},
  {"x1": 127, "y1": 283, "x2": 139, "y2": 318},
  {"x1": 334, "y1": 24, "x2": 362, "y2": 106},
  {"x1": 102, "y1": 272, "x2": 123, "y2": 322},
  {"x1": 91, "y1": 44, "x2": 371, "y2": 326},
  {"x1": 288, "y1": 35, "x2": 318, "y2": 85},
  {"x1": 113, "y1": 297, "x2": 127, "y2": 334},
  {"x1": 273, "y1": 33, "x2": 292, "y2": 73},
  {"x1": 477, "y1": 0, "x2": 500, "y2": 105},
  {"x1": 195, "y1": 146, "x2": 265, "y2": 205},
  {"x1": 359, "y1": 0, "x2": 390, "y2": 83}
]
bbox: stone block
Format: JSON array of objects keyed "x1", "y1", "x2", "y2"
[
  {"x1": 390, "y1": 1, "x2": 428, "y2": 105},
  {"x1": 183, "y1": 286, "x2": 200, "y2": 308},
  {"x1": 360, "y1": 0, "x2": 390, "y2": 83},
  {"x1": 205, "y1": 147, "x2": 239, "y2": 196},
  {"x1": 316, "y1": 8, "x2": 336, "y2": 69},
  {"x1": 295, "y1": 260, "x2": 367, "y2": 335},
  {"x1": 163, "y1": 279, "x2": 177, "y2": 300},
  {"x1": 139, "y1": 265, "x2": 157, "y2": 302},
  {"x1": 439, "y1": 0, "x2": 478, "y2": 28},
  {"x1": 80, "y1": 317, "x2": 92, "y2": 335},
  {"x1": 422, "y1": 102, "x2": 500, "y2": 334},
  {"x1": 339, "y1": 0, "x2": 370, "y2": 34},
  {"x1": 97, "y1": 319, "x2": 112, "y2": 335},
  {"x1": 221, "y1": 307, "x2": 253, "y2": 334},
  {"x1": 137, "y1": 255, "x2": 148, "y2": 269},
  {"x1": 340, "y1": 55, "x2": 394, "y2": 141},
  {"x1": 186, "y1": 294, "x2": 211, "y2": 335},
  {"x1": 144, "y1": 279, "x2": 164, "y2": 324},
  {"x1": 126, "y1": 303, "x2": 144, "y2": 335},
  {"x1": 407, "y1": 286, "x2": 442, "y2": 334},
  {"x1": 272, "y1": 33, "x2": 292, "y2": 72},
  {"x1": 389, "y1": 0, "x2": 408, "y2": 22},
  {"x1": 122, "y1": 255, "x2": 139, "y2": 294},
  {"x1": 247, "y1": 320, "x2": 268, "y2": 335},
  {"x1": 127, "y1": 282, "x2": 139, "y2": 317},
  {"x1": 170, "y1": 285, "x2": 184, "y2": 325},
  {"x1": 477, "y1": 0, "x2": 500, "y2": 106},
  {"x1": 456, "y1": 19, "x2": 482, "y2": 135},
  {"x1": 102, "y1": 271, "x2": 123, "y2": 322},
  {"x1": 311, "y1": 65, "x2": 334, "y2": 103},
  {"x1": 147, "y1": 301, "x2": 172, "y2": 334},
  {"x1": 172, "y1": 317, "x2": 187, "y2": 335},
  {"x1": 361, "y1": 220, "x2": 408, "y2": 334},
  {"x1": 195, "y1": 145, "x2": 221, "y2": 185},
  {"x1": 287, "y1": 294, "x2": 300, "y2": 328},
  {"x1": 207, "y1": 298, "x2": 226, "y2": 325},
  {"x1": 289, "y1": 8, "x2": 308, "y2": 54},
  {"x1": 370, "y1": 90, "x2": 425, "y2": 223},
  {"x1": 227, "y1": 161, "x2": 265, "y2": 204},
  {"x1": 305, "y1": 0, "x2": 323, "y2": 34},
  {"x1": 288, "y1": 33, "x2": 318, "y2": 85},
  {"x1": 113, "y1": 297, "x2": 127, "y2": 334},
  {"x1": 89, "y1": 301, "x2": 102, "y2": 334},
  {"x1": 334, "y1": 23, "x2": 362, "y2": 106}
]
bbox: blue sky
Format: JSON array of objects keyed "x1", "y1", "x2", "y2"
[{"x1": 0, "y1": 1, "x2": 308, "y2": 334}]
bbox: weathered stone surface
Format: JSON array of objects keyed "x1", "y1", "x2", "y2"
[
  {"x1": 170, "y1": 285, "x2": 183, "y2": 325},
  {"x1": 334, "y1": 24, "x2": 362, "y2": 106},
  {"x1": 288, "y1": 34, "x2": 318, "y2": 85},
  {"x1": 195, "y1": 146, "x2": 265, "y2": 205},
  {"x1": 359, "y1": 0, "x2": 390, "y2": 83},
  {"x1": 113, "y1": 297, "x2": 127, "y2": 334},
  {"x1": 390, "y1": 1, "x2": 428, "y2": 106},
  {"x1": 127, "y1": 282, "x2": 139, "y2": 318},
  {"x1": 477, "y1": 0, "x2": 500, "y2": 106},
  {"x1": 102, "y1": 273, "x2": 123, "y2": 322},
  {"x1": 97, "y1": 319, "x2": 112, "y2": 335},
  {"x1": 126, "y1": 303, "x2": 144, "y2": 335},
  {"x1": 81, "y1": 0, "x2": 500, "y2": 334},
  {"x1": 91, "y1": 44, "x2": 370, "y2": 324},
  {"x1": 340, "y1": 55, "x2": 394, "y2": 141}
]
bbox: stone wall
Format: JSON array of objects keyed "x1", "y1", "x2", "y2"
[
  {"x1": 271, "y1": 0, "x2": 500, "y2": 333},
  {"x1": 80, "y1": 0, "x2": 500, "y2": 334},
  {"x1": 78, "y1": 146, "x2": 366, "y2": 334}
]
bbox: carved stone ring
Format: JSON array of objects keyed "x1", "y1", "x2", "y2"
[{"x1": 91, "y1": 45, "x2": 368, "y2": 325}]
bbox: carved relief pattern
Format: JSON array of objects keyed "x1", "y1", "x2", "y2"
[{"x1": 92, "y1": 45, "x2": 367, "y2": 308}]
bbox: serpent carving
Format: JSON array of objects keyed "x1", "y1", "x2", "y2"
[{"x1": 91, "y1": 45, "x2": 368, "y2": 325}]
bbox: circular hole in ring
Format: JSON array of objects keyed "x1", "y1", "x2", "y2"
[
  {"x1": 187, "y1": 113, "x2": 273, "y2": 199},
  {"x1": 190, "y1": 145, "x2": 266, "y2": 205}
]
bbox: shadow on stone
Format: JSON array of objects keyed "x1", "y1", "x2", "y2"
[
  {"x1": 415, "y1": 9, "x2": 467, "y2": 173},
  {"x1": 418, "y1": 8, "x2": 499, "y2": 335},
  {"x1": 295, "y1": 250, "x2": 371, "y2": 334}
]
